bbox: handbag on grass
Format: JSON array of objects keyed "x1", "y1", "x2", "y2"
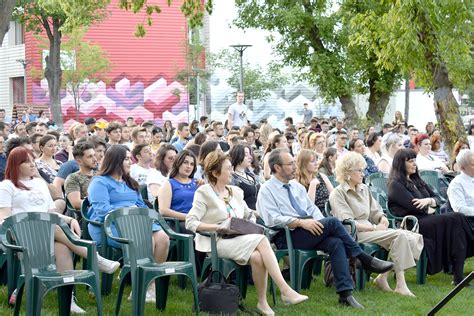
[
  {"x1": 216, "y1": 217, "x2": 264, "y2": 238},
  {"x1": 197, "y1": 270, "x2": 241, "y2": 315}
]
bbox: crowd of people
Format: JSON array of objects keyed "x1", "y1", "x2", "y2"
[{"x1": 0, "y1": 101, "x2": 473, "y2": 314}]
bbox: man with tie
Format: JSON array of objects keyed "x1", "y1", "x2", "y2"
[{"x1": 257, "y1": 148, "x2": 394, "y2": 309}]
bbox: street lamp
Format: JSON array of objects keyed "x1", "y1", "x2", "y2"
[
  {"x1": 230, "y1": 44, "x2": 252, "y2": 92},
  {"x1": 16, "y1": 59, "x2": 32, "y2": 104}
]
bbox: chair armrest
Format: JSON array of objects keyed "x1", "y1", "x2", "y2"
[
  {"x1": 163, "y1": 216, "x2": 182, "y2": 233},
  {"x1": 58, "y1": 221, "x2": 96, "y2": 249},
  {"x1": 1, "y1": 239, "x2": 23, "y2": 253},
  {"x1": 342, "y1": 219, "x2": 357, "y2": 237},
  {"x1": 80, "y1": 207, "x2": 103, "y2": 227},
  {"x1": 102, "y1": 218, "x2": 130, "y2": 245},
  {"x1": 155, "y1": 215, "x2": 192, "y2": 242}
]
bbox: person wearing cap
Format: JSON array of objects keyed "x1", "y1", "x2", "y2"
[
  {"x1": 93, "y1": 121, "x2": 108, "y2": 140},
  {"x1": 84, "y1": 117, "x2": 97, "y2": 135}
]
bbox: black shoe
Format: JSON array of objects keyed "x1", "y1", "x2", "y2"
[
  {"x1": 358, "y1": 257, "x2": 394, "y2": 274},
  {"x1": 338, "y1": 295, "x2": 365, "y2": 309}
]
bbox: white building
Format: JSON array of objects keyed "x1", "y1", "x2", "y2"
[{"x1": 0, "y1": 21, "x2": 26, "y2": 118}]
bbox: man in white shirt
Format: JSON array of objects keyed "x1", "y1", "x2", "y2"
[
  {"x1": 130, "y1": 144, "x2": 155, "y2": 186},
  {"x1": 333, "y1": 131, "x2": 349, "y2": 158},
  {"x1": 448, "y1": 149, "x2": 474, "y2": 227},
  {"x1": 227, "y1": 91, "x2": 248, "y2": 129}
]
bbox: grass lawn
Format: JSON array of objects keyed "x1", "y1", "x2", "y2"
[{"x1": 0, "y1": 258, "x2": 472, "y2": 315}]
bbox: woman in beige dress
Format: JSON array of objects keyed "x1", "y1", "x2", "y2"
[
  {"x1": 186, "y1": 151, "x2": 308, "y2": 315},
  {"x1": 329, "y1": 152, "x2": 423, "y2": 297}
]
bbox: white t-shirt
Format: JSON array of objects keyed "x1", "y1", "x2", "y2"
[
  {"x1": 0, "y1": 178, "x2": 55, "y2": 215},
  {"x1": 227, "y1": 102, "x2": 249, "y2": 128},
  {"x1": 416, "y1": 154, "x2": 445, "y2": 172},
  {"x1": 130, "y1": 164, "x2": 154, "y2": 186}
]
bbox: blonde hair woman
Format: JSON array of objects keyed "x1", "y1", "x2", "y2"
[
  {"x1": 330, "y1": 152, "x2": 423, "y2": 297},
  {"x1": 296, "y1": 149, "x2": 334, "y2": 211},
  {"x1": 301, "y1": 131, "x2": 315, "y2": 150},
  {"x1": 258, "y1": 122, "x2": 273, "y2": 149},
  {"x1": 309, "y1": 133, "x2": 326, "y2": 162}
]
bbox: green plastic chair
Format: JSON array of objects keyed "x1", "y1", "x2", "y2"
[
  {"x1": 104, "y1": 207, "x2": 199, "y2": 316},
  {"x1": 366, "y1": 172, "x2": 389, "y2": 194},
  {"x1": 327, "y1": 175, "x2": 339, "y2": 188},
  {"x1": 198, "y1": 231, "x2": 252, "y2": 297},
  {"x1": 153, "y1": 199, "x2": 187, "y2": 289},
  {"x1": 81, "y1": 198, "x2": 122, "y2": 295},
  {"x1": 368, "y1": 187, "x2": 428, "y2": 285},
  {"x1": 419, "y1": 170, "x2": 448, "y2": 202},
  {"x1": 1, "y1": 212, "x2": 102, "y2": 316},
  {"x1": 0, "y1": 225, "x2": 19, "y2": 304}
]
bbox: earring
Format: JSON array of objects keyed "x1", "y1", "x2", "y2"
[{"x1": 347, "y1": 176, "x2": 351, "y2": 181}]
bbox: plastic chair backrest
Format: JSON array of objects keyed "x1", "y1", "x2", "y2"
[
  {"x1": 105, "y1": 207, "x2": 155, "y2": 265},
  {"x1": 368, "y1": 186, "x2": 388, "y2": 212},
  {"x1": 327, "y1": 175, "x2": 338, "y2": 188},
  {"x1": 324, "y1": 201, "x2": 332, "y2": 217},
  {"x1": 139, "y1": 184, "x2": 148, "y2": 202},
  {"x1": 419, "y1": 170, "x2": 441, "y2": 191},
  {"x1": 3, "y1": 212, "x2": 60, "y2": 273},
  {"x1": 366, "y1": 172, "x2": 388, "y2": 193},
  {"x1": 81, "y1": 197, "x2": 91, "y2": 220}
]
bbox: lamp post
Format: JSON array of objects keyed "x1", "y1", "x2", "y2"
[
  {"x1": 230, "y1": 44, "x2": 252, "y2": 92},
  {"x1": 16, "y1": 59, "x2": 31, "y2": 104}
]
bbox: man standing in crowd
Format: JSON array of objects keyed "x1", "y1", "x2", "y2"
[
  {"x1": 130, "y1": 144, "x2": 155, "y2": 186},
  {"x1": 35, "y1": 122, "x2": 49, "y2": 136},
  {"x1": 30, "y1": 133, "x2": 43, "y2": 158},
  {"x1": 106, "y1": 122, "x2": 122, "y2": 146},
  {"x1": 84, "y1": 117, "x2": 97, "y2": 135},
  {"x1": 172, "y1": 122, "x2": 190, "y2": 152},
  {"x1": 0, "y1": 109, "x2": 12, "y2": 124},
  {"x1": 302, "y1": 103, "x2": 313, "y2": 125},
  {"x1": 9, "y1": 123, "x2": 28, "y2": 139},
  {"x1": 284, "y1": 117, "x2": 294, "y2": 128},
  {"x1": 198, "y1": 116, "x2": 209, "y2": 132},
  {"x1": 227, "y1": 91, "x2": 249, "y2": 130},
  {"x1": 130, "y1": 127, "x2": 148, "y2": 150},
  {"x1": 257, "y1": 148, "x2": 393, "y2": 309},
  {"x1": 334, "y1": 131, "x2": 349, "y2": 157},
  {"x1": 64, "y1": 141, "x2": 97, "y2": 212},
  {"x1": 22, "y1": 106, "x2": 38, "y2": 123},
  {"x1": 448, "y1": 149, "x2": 474, "y2": 228}
]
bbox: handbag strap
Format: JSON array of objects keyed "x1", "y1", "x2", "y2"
[
  {"x1": 400, "y1": 215, "x2": 419, "y2": 233},
  {"x1": 205, "y1": 270, "x2": 227, "y2": 286}
]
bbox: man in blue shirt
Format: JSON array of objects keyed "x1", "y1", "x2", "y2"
[
  {"x1": 172, "y1": 122, "x2": 189, "y2": 152},
  {"x1": 257, "y1": 148, "x2": 393, "y2": 309},
  {"x1": 0, "y1": 135, "x2": 6, "y2": 181}
]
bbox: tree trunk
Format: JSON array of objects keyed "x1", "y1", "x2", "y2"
[
  {"x1": 0, "y1": 0, "x2": 15, "y2": 47},
  {"x1": 44, "y1": 18, "x2": 63, "y2": 128},
  {"x1": 431, "y1": 64, "x2": 465, "y2": 159},
  {"x1": 339, "y1": 94, "x2": 359, "y2": 128},
  {"x1": 366, "y1": 87, "x2": 391, "y2": 129}
]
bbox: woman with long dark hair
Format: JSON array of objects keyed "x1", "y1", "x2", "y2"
[
  {"x1": 318, "y1": 147, "x2": 337, "y2": 177},
  {"x1": 229, "y1": 144, "x2": 260, "y2": 210},
  {"x1": 262, "y1": 134, "x2": 287, "y2": 180},
  {"x1": 36, "y1": 134, "x2": 62, "y2": 183},
  {"x1": 87, "y1": 145, "x2": 169, "y2": 258},
  {"x1": 158, "y1": 150, "x2": 198, "y2": 225},
  {"x1": 195, "y1": 141, "x2": 222, "y2": 180},
  {"x1": 388, "y1": 148, "x2": 473, "y2": 286}
]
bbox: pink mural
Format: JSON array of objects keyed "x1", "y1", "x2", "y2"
[{"x1": 32, "y1": 77, "x2": 189, "y2": 129}]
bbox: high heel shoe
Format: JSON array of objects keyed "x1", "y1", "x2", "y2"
[
  {"x1": 256, "y1": 303, "x2": 275, "y2": 316},
  {"x1": 281, "y1": 293, "x2": 309, "y2": 305}
]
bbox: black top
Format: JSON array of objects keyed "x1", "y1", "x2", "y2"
[
  {"x1": 387, "y1": 178, "x2": 440, "y2": 219},
  {"x1": 314, "y1": 174, "x2": 330, "y2": 211},
  {"x1": 231, "y1": 171, "x2": 260, "y2": 210}
]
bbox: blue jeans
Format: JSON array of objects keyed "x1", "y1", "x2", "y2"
[{"x1": 275, "y1": 217, "x2": 362, "y2": 293}]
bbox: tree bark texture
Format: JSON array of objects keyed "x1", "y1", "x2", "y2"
[
  {"x1": 339, "y1": 95, "x2": 359, "y2": 128},
  {"x1": 366, "y1": 80, "x2": 391, "y2": 128},
  {"x1": 0, "y1": 0, "x2": 15, "y2": 47},
  {"x1": 432, "y1": 64, "x2": 465, "y2": 159},
  {"x1": 44, "y1": 17, "x2": 63, "y2": 128}
]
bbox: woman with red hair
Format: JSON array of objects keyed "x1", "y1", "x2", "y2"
[
  {"x1": 0, "y1": 147, "x2": 120, "y2": 311},
  {"x1": 415, "y1": 134, "x2": 449, "y2": 173}
]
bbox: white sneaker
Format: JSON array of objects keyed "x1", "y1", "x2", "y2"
[
  {"x1": 70, "y1": 296, "x2": 86, "y2": 314},
  {"x1": 97, "y1": 254, "x2": 120, "y2": 274},
  {"x1": 128, "y1": 285, "x2": 156, "y2": 303}
]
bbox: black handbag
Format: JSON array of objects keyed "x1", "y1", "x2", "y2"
[{"x1": 198, "y1": 270, "x2": 241, "y2": 315}]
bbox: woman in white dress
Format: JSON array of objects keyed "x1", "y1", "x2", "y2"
[
  {"x1": 377, "y1": 134, "x2": 403, "y2": 174},
  {"x1": 186, "y1": 151, "x2": 308, "y2": 315}
]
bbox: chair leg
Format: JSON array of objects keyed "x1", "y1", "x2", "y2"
[
  {"x1": 156, "y1": 275, "x2": 170, "y2": 311},
  {"x1": 115, "y1": 276, "x2": 127, "y2": 316},
  {"x1": 26, "y1": 279, "x2": 44, "y2": 316},
  {"x1": 13, "y1": 283, "x2": 24, "y2": 316},
  {"x1": 190, "y1": 274, "x2": 200, "y2": 314},
  {"x1": 58, "y1": 284, "x2": 73, "y2": 316}
]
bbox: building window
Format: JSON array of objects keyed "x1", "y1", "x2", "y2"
[
  {"x1": 11, "y1": 77, "x2": 25, "y2": 104},
  {"x1": 9, "y1": 21, "x2": 24, "y2": 46}
]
